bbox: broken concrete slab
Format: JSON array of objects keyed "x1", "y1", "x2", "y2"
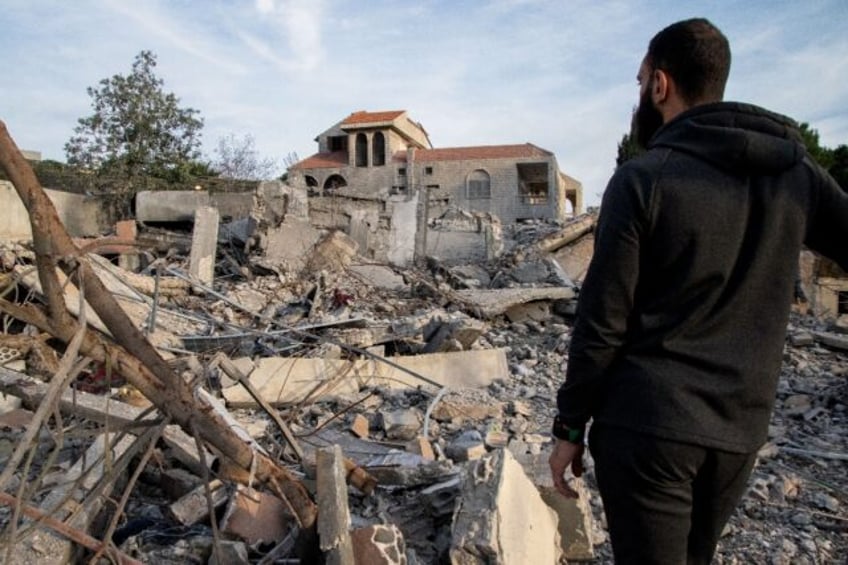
[
  {"x1": 221, "y1": 348, "x2": 510, "y2": 407},
  {"x1": 135, "y1": 190, "x2": 254, "y2": 223},
  {"x1": 813, "y1": 331, "x2": 848, "y2": 351},
  {"x1": 450, "y1": 448, "x2": 562, "y2": 564},
  {"x1": 505, "y1": 300, "x2": 553, "y2": 323},
  {"x1": 258, "y1": 218, "x2": 322, "y2": 274},
  {"x1": 305, "y1": 229, "x2": 359, "y2": 275},
  {"x1": 169, "y1": 479, "x2": 230, "y2": 526},
  {"x1": 0, "y1": 180, "x2": 107, "y2": 241},
  {"x1": 455, "y1": 287, "x2": 576, "y2": 319},
  {"x1": 431, "y1": 397, "x2": 504, "y2": 423},
  {"x1": 514, "y1": 450, "x2": 596, "y2": 561},
  {"x1": 349, "y1": 264, "x2": 407, "y2": 290},
  {"x1": 536, "y1": 214, "x2": 595, "y2": 253},
  {"x1": 317, "y1": 445, "x2": 355, "y2": 565}
]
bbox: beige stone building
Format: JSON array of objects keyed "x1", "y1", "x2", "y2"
[{"x1": 290, "y1": 110, "x2": 582, "y2": 223}]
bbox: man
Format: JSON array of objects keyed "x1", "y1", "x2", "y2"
[{"x1": 549, "y1": 18, "x2": 848, "y2": 564}]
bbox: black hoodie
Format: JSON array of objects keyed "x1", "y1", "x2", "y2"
[{"x1": 556, "y1": 102, "x2": 848, "y2": 452}]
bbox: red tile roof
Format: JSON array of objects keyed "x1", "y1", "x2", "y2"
[
  {"x1": 292, "y1": 151, "x2": 347, "y2": 169},
  {"x1": 341, "y1": 110, "x2": 406, "y2": 127},
  {"x1": 410, "y1": 143, "x2": 553, "y2": 162}
]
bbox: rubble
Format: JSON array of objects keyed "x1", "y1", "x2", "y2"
[{"x1": 0, "y1": 121, "x2": 846, "y2": 563}]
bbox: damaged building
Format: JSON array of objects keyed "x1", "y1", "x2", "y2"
[{"x1": 290, "y1": 110, "x2": 584, "y2": 265}]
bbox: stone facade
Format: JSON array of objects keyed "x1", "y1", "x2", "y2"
[{"x1": 291, "y1": 110, "x2": 582, "y2": 224}]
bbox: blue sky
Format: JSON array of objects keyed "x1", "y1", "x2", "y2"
[{"x1": 2, "y1": 0, "x2": 846, "y2": 206}]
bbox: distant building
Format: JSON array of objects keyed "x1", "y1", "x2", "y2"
[{"x1": 290, "y1": 110, "x2": 582, "y2": 224}]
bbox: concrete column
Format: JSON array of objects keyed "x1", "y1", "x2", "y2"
[
  {"x1": 317, "y1": 445, "x2": 355, "y2": 565},
  {"x1": 189, "y1": 206, "x2": 219, "y2": 286},
  {"x1": 115, "y1": 219, "x2": 139, "y2": 272}
]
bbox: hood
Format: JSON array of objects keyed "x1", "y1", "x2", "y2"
[{"x1": 650, "y1": 102, "x2": 806, "y2": 175}]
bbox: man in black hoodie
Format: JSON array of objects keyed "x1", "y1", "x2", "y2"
[{"x1": 549, "y1": 18, "x2": 848, "y2": 564}]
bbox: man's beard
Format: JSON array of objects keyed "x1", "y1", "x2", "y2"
[{"x1": 633, "y1": 85, "x2": 664, "y2": 149}]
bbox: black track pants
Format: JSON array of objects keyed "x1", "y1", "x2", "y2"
[{"x1": 589, "y1": 424, "x2": 758, "y2": 565}]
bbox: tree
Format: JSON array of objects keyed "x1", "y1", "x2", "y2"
[
  {"x1": 828, "y1": 145, "x2": 848, "y2": 190},
  {"x1": 213, "y1": 133, "x2": 279, "y2": 181},
  {"x1": 616, "y1": 132, "x2": 643, "y2": 167},
  {"x1": 65, "y1": 50, "x2": 204, "y2": 181},
  {"x1": 797, "y1": 122, "x2": 834, "y2": 170}
]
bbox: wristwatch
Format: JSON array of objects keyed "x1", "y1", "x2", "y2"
[{"x1": 552, "y1": 415, "x2": 585, "y2": 444}]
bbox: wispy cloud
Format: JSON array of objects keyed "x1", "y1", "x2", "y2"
[{"x1": 246, "y1": 0, "x2": 325, "y2": 72}]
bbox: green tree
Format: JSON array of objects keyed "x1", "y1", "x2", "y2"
[
  {"x1": 65, "y1": 50, "x2": 204, "y2": 181},
  {"x1": 616, "y1": 132, "x2": 643, "y2": 167},
  {"x1": 828, "y1": 144, "x2": 848, "y2": 190},
  {"x1": 797, "y1": 122, "x2": 834, "y2": 170}
]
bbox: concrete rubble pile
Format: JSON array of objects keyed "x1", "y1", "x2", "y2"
[{"x1": 1, "y1": 158, "x2": 846, "y2": 562}]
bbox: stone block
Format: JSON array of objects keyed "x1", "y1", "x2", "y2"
[
  {"x1": 351, "y1": 523, "x2": 408, "y2": 565},
  {"x1": 450, "y1": 449, "x2": 562, "y2": 564},
  {"x1": 380, "y1": 408, "x2": 423, "y2": 441},
  {"x1": 405, "y1": 436, "x2": 435, "y2": 460},
  {"x1": 220, "y1": 484, "x2": 294, "y2": 546},
  {"x1": 350, "y1": 413, "x2": 370, "y2": 439}
]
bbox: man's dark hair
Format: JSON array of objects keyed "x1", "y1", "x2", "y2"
[{"x1": 647, "y1": 18, "x2": 731, "y2": 105}]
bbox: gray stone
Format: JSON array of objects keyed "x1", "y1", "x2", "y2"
[
  {"x1": 316, "y1": 445, "x2": 355, "y2": 565},
  {"x1": 445, "y1": 429, "x2": 488, "y2": 462},
  {"x1": 208, "y1": 540, "x2": 249, "y2": 565},
  {"x1": 380, "y1": 408, "x2": 423, "y2": 441}
]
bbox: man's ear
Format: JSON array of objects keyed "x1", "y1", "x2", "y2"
[{"x1": 652, "y1": 68, "x2": 670, "y2": 104}]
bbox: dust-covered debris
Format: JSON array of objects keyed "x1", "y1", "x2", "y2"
[{"x1": 0, "y1": 140, "x2": 845, "y2": 565}]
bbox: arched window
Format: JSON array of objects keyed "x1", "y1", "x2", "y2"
[
  {"x1": 304, "y1": 175, "x2": 318, "y2": 188},
  {"x1": 372, "y1": 132, "x2": 386, "y2": 166},
  {"x1": 355, "y1": 133, "x2": 368, "y2": 167},
  {"x1": 467, "y1": 169, "x2": 491, "y2": 199},
  {"x1": 324, "y1": 174, "x2": 347, "y2": 191}
]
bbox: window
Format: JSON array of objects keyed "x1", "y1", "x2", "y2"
[
  {"x1": 328, "y1": 136, "x2": 347, "y2": 152},
  {"x1": 398, "y1": 168, "x2": 406, "y2": 176},
  {"x1": 426, "y1": 184, "x2": 440, "y2": 190},
  {"x1": 372, "y1": 132, "x2": 386, "y2": 166},
  {"x1": 324, "y1": 174, "x2": 347, "y2": 191},
  {"x1": 517, "y1": 162, "x2": 549, "y2": 204},
  {"x1": 425, "y1": 166, "x2": 433, "y2": 175},
  {"x1": 467, "y1": 169, "x2": 491, "y2": 199},
  {"x1": 355, "y1": 133, "x2": 368, "y2": 167}
]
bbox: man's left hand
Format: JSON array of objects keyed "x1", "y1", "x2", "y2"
[{"x1": 549, "y1": 438, "x2": 585, "y2": 498}]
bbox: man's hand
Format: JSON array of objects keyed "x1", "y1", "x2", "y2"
[{"x1": 549, "y1": 438, "x2": 585, "y2": 498}]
